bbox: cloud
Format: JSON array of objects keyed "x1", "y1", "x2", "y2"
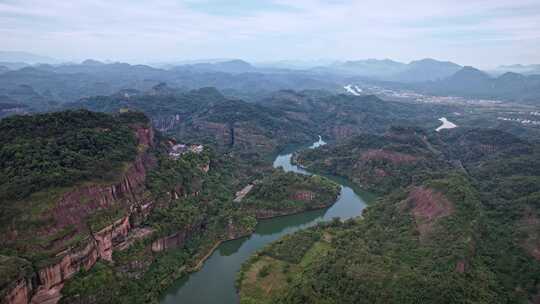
[{"x1": 0, "y1": 0, "x2": 538, "y2": 67}]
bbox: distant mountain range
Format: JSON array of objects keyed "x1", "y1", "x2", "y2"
[
  {"x1": 492, "y1": 64, "x2": 540, "y2": 76},
  {"x1": 0, "y1": 53, "x2": 539, "y2": 110},
  {"x1": 0, "y1": 59, "x2": 339, "y2": 111},
  {"x1": 410, "y1": 66, "x2": 540, "y2": 103},
  {"x1": 323, "y1": 58, "x2": 463, "y2": 82},
  {"x1": 172, "y1": 59, "x2": 256, "y2": 74}
]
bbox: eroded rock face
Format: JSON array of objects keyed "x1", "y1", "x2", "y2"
[
  {"x1": 151, "y1": 231, "x2": 189, "y2": 253},
  {"x1": 291, "y1": 191, "x2": 315, "y2": 202},
  {"x1": 4, "y1": 279, "x2": 33, "y2": 304},
  {"x1": 51, "y1": 150, "x2": 154, "y2": 234},
  {"x1": 47, "y1": 125, "x2": 154, "y2": 237},
  {"x1": 152, "y1": 114, "x2": 183, "y2": 132},
  {"x1": 3, "y1": 126, "x2": 157, "y2": 304},
  {"x1": 151, "y1": 222, "x2": 205, "y2": 253},
  {"x1": 93, "y1": 216, "x2": 131, "y2": 262},
  {"x1": 25, "y1": 241, "x2": 99, "y2": 304},
  {"x1": 408, "y1": 187, "x2": 454, "y2": 238}
]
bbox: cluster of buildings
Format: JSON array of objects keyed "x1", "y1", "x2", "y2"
[
  {"x1": 350, "y1": 84, "x2": 501, "y2": 106},
  {"x1": 169, "y1": 143, "x2": 204, "y2": 159},
  {"x1": 497, "y1": 117, "x2": 540, "y2": 126}
]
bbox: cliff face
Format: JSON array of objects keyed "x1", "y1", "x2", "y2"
[
  {"x1": 151, "y1": 227, "x2": 197, "y2": 253},
  {"x1": 4, "y1": 279, "x2": 33, "y2": 304},
  {"x1": 3, "y1": 125, "x2": 157, "y2": 304},
  {"x1": 407, "y1": 186, "x2": 454, "y2": 239},
  {"x1": 52, "y1": 147, "x2": 155, "y2": 235}
]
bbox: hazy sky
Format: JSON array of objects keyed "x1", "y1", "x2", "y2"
[{"x1": 1, "y1": 0, "x2": 539, "y2": 68}]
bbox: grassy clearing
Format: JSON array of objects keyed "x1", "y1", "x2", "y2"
[
  {"x1": 299, "y1": 241, "x2": 331, "y2": 268},
  {"x1": 238, "y1": 228, "x2": 334, "y2": 304},
  {"x1": 239, "y1": 256, "x2": 293, "y2": 304}
]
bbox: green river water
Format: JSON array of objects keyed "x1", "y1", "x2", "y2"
[{"x1": 160, "y1": 137, "x2": 370, "y2": 304}]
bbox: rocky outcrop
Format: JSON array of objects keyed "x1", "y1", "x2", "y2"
[
  {"x1": 51, "y1": 150, "x2": 155, "y2": 234},
  {"x1": 152, "y1": 115, "x2": 182, "y2": 132},
  {"x1": 93, "y1": 216, "x2": 131, "y2": 262},
  {"x1": 291, "y1": 191, "x2": 315, "y2": 201},
  {"x1": 151, "y1": 222, "x2": 205, "y2": 253},
  {"x1": 50, "y1": 125, "x2": 155, "y2": 235},
  {"x1": 4, "y1": 279, "x2": 33, "y2": 304},
  {"x1": 3, "y1": 125, "x2": 157, "y2": 304},
  {"x1": 30, "y1": 241, "x2": 99, "y2": 304},
  {"x1": 407, "y1": 187, "x2": 454, "y2": 239},
  {"x1": 26, "y1": 205, "x2": 153, "y2": 304},
  {"x1": 151, "y1": 231, "x2": 189, "y2": 253}
]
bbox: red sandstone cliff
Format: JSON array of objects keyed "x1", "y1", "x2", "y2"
[{"x1": 3, "y1": 125, "x2": 157, "y2": 304}]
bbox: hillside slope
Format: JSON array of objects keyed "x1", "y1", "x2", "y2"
[
  {"x1": 0, "y1": 110, "x2": 342, "y2": 304},
  {"x1": 239, "y1": 127, "x2": 540, "y2": 303}
]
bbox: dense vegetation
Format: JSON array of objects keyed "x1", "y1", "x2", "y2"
[
  {"x1": 0, "y1": 110, "x2": 153, "y2": 300},
  {"x1": 65, "y1": 87, "x2": 317, "y2": 162},
  {"x1": 1, "y1": 83, "x2": 539, "y2": 304},
  {"x1": 295, "y1": 127, "x2": 449, "y2": 194},
  {"x1": 0, "y1": 106, "x2": 342, "y2": 304},
  {"x1": 0, "y1": 110, "x2": 148, "y2": 255},
  {"x1": 239, "y1": 127, "x2": 540, "y2": 303},
  {"x1": 0, "y1": 110, "x2": 142, "y2": 200},
  {"x1": 60, "y1": 149, "x2": 257, "y2": 303},
  {"x1": 239, "y1": 169, "x2": 340, "y2": 217},
  {"x1": 58, "y1": 146, "x2": 341, "y2": 303}
]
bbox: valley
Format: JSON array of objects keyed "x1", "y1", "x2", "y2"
[
  {"x1": 239, "y1": 126, "x2": 540, "y2": 304},
  {"x1": 3, "y1": 2, "x2": 540, "y2": 303},
  {"x1": 161, "y1": 137, "x2": 370, "y2": 304},
  {"x1": 0, "y1": 60, "x2": 539, "y2": 304}
]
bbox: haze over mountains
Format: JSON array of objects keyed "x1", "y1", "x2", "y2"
[
  {"x1": 2, "y1": 0, "x2": 540, "y2": 303},
  {"x1": 1, "y1": 52, "x2": 540, "y2": 115}
]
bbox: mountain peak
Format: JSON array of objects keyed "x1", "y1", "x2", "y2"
[
  {"x1": 459, "y1": 66, "x2": 487, "y2": 74},
  {"x1": 498, "y1": 71, "x2": 526, "y2": 81},
  {"x1": 446, "y1": 66, "x2": 491, "y2": 83},
  {"x1": 409, "y1": 58, "x2": 461, "y2": 68},
  {"x1": 81, "y1": 59, "x2": 104, "y2": 65}
]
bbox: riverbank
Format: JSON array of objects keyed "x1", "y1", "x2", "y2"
[{"x1": 160, "y1": 137, "x2": 370, "y2": 304}]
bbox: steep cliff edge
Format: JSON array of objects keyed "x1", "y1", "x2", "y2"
[{"x1": 0, "y1": 111, "x2": 157, "y2": 304}]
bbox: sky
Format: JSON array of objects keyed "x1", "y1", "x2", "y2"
[{"x1": 0, "y1": 0, "x2": 539, "y2": 68}]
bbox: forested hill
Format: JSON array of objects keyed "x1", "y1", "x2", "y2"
[
  {"x1": 64, "y1": 87, "x2": 317, "y2": 160},
  {"x1": 0, "y1": 109, "x2": 344, "y2": 304},
  {"x1": 239, "y1": 126, "x2": 540, "y2": 303},
  {"x1": 64, "y1": 86, "x2": 463, "y2": 158},
  {"x1": 0, "y1": 110, "x2": 157, "y2": 302},
  {"x1": 0, "y1": 110, "x2": 152, "y2": 257},
  {"x1": 0, "y1": 109, "x2": 147, "y2": 201}
]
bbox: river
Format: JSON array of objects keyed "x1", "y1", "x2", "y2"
[
  {"x1": 435, "y1": 117, "x2": 457, "y2": 132},
  {"x1": 160, "y1": 137, "x2": 370, "y2": 304}
]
